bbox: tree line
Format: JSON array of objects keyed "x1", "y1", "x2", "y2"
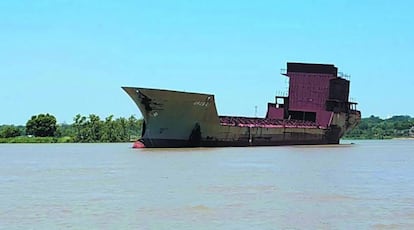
[
  {"x1": 344, "y1": 115, "x2": 414, "y2": 139},
  {"x1": 2, "y1": 114, "x2": 414, "y2": 141},
  {"x1": 0, "y1": 113, "x2": 142, "y2": 143}
]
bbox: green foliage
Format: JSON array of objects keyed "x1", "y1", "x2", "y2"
[
  {"x1": 127, "y1": 115, "x2": 142, "y2": 140},
  {"x1": 73, "y1": 114, "x2": 142, "y2": 143},
  {"x1": 0, "y1": 136, "x2": 72, "y2": 143},
  {"x1": 1, "y1": 114, "x2": 142, "y2": 143},
  {"x1": 0, "y1": 126, "x2": 21, "y2": 138},
  {"x1": 26, "y1": 114, "x2": 57, "y2": 137},
  {"x1": 56, "y1": 123, "x2": 76, "y2": 138},
  {"x1": 345, "y1": 115, "x2": 414, "y2": 139}
]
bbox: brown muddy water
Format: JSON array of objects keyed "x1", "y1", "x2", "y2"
[{"x1": 1, "y1": 140, "x2": 414, "y2": 229}]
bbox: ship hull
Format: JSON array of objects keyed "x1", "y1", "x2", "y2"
[{"x1": 123, "y1": 86, "x2": 360, "y2": 148}]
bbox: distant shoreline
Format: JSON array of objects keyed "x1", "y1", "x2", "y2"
[
  {"x1": 392, "y1": 137, "x2": 414, "y2": 140},
  {"x1": 0, "y1": 136, "x2": 136, "y2": 144},
  {"x1": 2, "y1": 136, "x2": 413, "y2": 144}
]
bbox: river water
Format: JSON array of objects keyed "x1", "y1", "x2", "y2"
[{"x1": 1, "y1": 140, "x2": 414, "y2": 229}]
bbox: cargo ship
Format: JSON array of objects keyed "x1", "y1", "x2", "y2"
[{"x1": 123, "y1": 62, "x2": 360, "y2": 148}]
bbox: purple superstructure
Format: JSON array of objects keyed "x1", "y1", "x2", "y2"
[
  {"x1": 265, "y1": 63, "x2": 356, "y2": 129},
  {"x1": 220, "y1": 63, "x2": 357, "y2": 131}
]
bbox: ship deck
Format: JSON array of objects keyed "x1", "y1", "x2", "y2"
[{"x1": 219, "y1": 116, "x2": 322, "y2": 129}]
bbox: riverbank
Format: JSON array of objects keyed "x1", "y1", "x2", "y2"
[
  {"x1": 0, "y1": 136, "x2": 73, "y2": 144},
  {"x1": 0, "y1": 136, "x2": 139, "y2": 144},
  {"x1": 2, "y1": 136, "x2": 412, "y2": 144}
]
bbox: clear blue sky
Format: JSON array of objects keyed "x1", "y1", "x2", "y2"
[{"x1": 1, "y1": 0, "x2": 413, "y2": 125}]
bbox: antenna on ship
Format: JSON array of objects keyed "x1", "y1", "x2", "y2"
[{"x1": 255, "y1": 105, "x2": 258, "y2": 117}]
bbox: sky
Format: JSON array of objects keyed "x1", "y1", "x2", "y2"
[{"x1": 1, "y1": 0, "x2": 414, "y2": 125}]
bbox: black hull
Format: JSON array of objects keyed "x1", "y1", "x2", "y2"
[{"x1": 139, "y1": 138, "x2": 339, "y2": 148}]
